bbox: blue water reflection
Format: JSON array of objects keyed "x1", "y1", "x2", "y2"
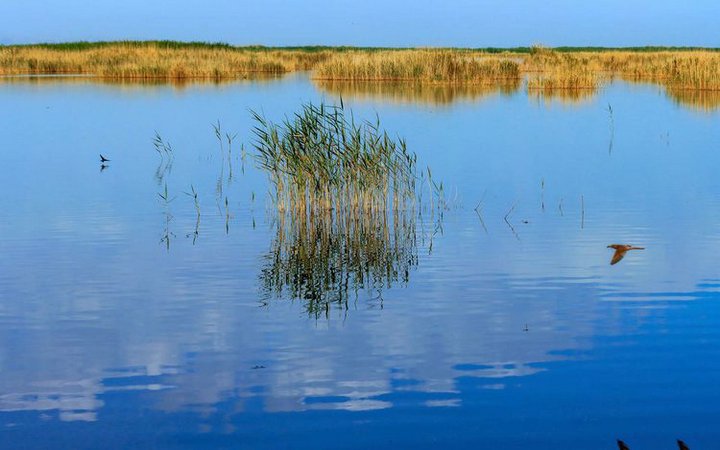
[{"x1": 1, "y1": 75, "x2": 720, "y2": 449}]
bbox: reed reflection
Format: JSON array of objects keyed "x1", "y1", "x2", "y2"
[
  {"x1": 252, "y1": 101, "x2": 440, "y2": 314},
  {"x1": 259, "y1": 205, "x2": 419, "y2": 315},
  {"x1": 666, "y1": 87, "x2": 720, "y2": 112},
  {"x1": 0, "y1": 73, "x2": 283, "y2": 91},
  {"x1": 527, "y1": 87, "x2": 599, "y2": 106},
  {"x1": 314, "y1": 79, "x2": 520, "y2": 106}
]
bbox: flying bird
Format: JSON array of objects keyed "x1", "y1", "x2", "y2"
[
  {"x1": 677, "y1": 439, "x2": 690, "y2": 450},
  {"x1": 100, "y1": 154, "x2": 110, "y2": 163},
  {"x1": 607, "y1": 244, "x2": 645, "y2": 265},
  {"x1": 617, "y1": 439, "x2": 631, "y2": 450}
]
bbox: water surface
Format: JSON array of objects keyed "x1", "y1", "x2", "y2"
[{"x1": 1, "y1": 75, "x2": 720, "y2": 449}]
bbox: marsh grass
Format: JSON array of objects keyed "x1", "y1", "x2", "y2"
[
  {"x1": 603, "y1": 51, "x2": 720, "y2": 89},
  {"x1": 315, "y1": 47, "x2": 720, "y2": 95},
  {"x1": 524, "y1": 48, "x2": 604, "y2": 91},
  {"x1": 526, "y1": 67, "x2": 601, "y2": 90},
  {"x1": 4, "y1": 42, "x2": 720, "y2": 94},
  {"x1": 313, "y1": 50, "x2": 521, "y2": 83},
  {"x1": 524, "y1": 47, "x2": 720, "y2": 91},
  {"x1": 252, "y1": 101, "x2": 420, "y2": 213},
  {"x1": 0, "y1": 42, "x2": 332, "y2": 79}
]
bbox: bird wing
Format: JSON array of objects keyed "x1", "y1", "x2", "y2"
[{"x1": 610, "y1": 249, "x2": 627, "y2": 265}]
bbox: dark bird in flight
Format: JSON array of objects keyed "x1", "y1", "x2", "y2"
[
  {"x1": 100, "y1": 154, "x2": 110, "y2": 163},
  {"x1": 607, "y1": 244, "x2": 645, "y2": 265},
  {"x1": 100, "y1": 164, "x2": 109, "y2": 172},
  {"x1": 677, "y1": 439, "x2": 690, "y2": 450},
  {"x1": 617, "y1": 439, "x2": 630, "y2": 450}
]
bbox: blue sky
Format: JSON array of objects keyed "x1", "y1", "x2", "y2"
[{"x1": 1, "y1": 0, "x2": 718, "y2": 47}]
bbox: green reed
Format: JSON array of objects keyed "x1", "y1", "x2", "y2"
[
  {"x1": 153, "y1": 131, "x2": 174, "y2": 158},
  {"x1": 251, "y1": 101, "x2": 418, "y2": 213},
  {"x1": 157, "y1": 182, "x2": 175, "y2": 251},
  {"x1": 252, "y1": 101, "x2": 447, "y2": 315},
  {"x1": 152, "y1": 131, "x2": 174, "y2": 184},
  {"x1": 184, "y1": 184, "x2": 200, "y2": 215}
]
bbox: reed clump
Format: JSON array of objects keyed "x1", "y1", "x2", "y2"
[
  {"x1": 252, "y1": 102, "x2": 419, "y2": 213},
  {"x1": 252, "y1": 101, "x2": 443, "y2": 314},
  {"x1": 524, "y1": 48, "x2": 603, "y2": 90},
  {"x1": 313, "y1": 50, "x2": 521, "y2": 83},
  {"x1": 0, "y1": 42, "x2": 331, "y2": 79}
]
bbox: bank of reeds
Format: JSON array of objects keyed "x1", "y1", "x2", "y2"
[
  {"x1": 252, "y1": 102, "x2": 419, "y2": 213},
  {"x1": 4, "y1": 42, "x2": 720, "y2": 94},
  {"x1": 0, "y1": 42, "x2": 331, "y2": 79},
  {"x1": 601, "y1": 51, "x2": 720, "y2": 90},
  {"x1": 523, "y1": 46, "x2": 720, "y2": 91},
  {"x1": 312, "y1": 47, "x2": 720, "y2": 92},
  {"x1": 313, "y1": 50, "x2": 521, "y2": 83}
]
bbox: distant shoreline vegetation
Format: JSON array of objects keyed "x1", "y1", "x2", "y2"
[
  {"x1": 5, "y1": 40, "x2": 720, "y2": 53},
  {"x1": 2, "y1": 41, "x2": 720, "y2": 91}
]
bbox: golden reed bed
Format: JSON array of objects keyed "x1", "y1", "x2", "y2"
[
  {"x1": 2, "y1": 43, "x2": 720, "y2": 92},
  {"x1": 0, "y1": 42, "x2": 331, "y2": 80},
  {"x1": 313, "y1": 50, "x2": 520, "y2": 83}
]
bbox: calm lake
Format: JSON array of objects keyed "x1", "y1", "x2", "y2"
[{"x1": 1, "y1": 74, "x2": 720, "y2": 449}]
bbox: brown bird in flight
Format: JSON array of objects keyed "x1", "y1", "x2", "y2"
[
  {"x1": 607, "y1": 244, "x2": 645, "y2": 265},
  {"x1": 617, "y1": 439, "x2": 631, "y2": 450}
]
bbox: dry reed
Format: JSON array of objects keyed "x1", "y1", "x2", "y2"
[
  {"x1": 4, "y1": 42, "x2": 720, "y2": 98},
  {"x1": 313, "y1": 50, "x2": 521, "y2": 83},
  {"x1": 0, "y1": 43, "x2": 331, "y2": 80},
  {"x1": 523, "y1": 47, "x2": 720, "y2": 91}
]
